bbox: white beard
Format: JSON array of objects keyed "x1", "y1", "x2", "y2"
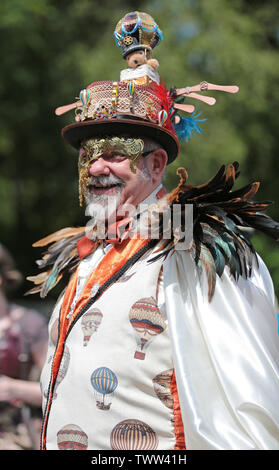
[
  {"x1": 84, "y1": 164, "x2": 150, "y2": 227},
  {"x1": 85, "y1": 191, "x2": 122, "y2": 225},
  {"x1": 84, "y1": 175, "x2": 124, "y2": 225}
]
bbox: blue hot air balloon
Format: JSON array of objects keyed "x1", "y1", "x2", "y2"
[{"x1": 90, "y1": 367, "x2": 118, "y2": 410}]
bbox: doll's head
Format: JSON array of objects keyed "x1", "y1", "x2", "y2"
[
  {"x1": 125, "y1": 50, "x2": 159, "y2": 70},
  {"x1": 126, "y1": 50, "x2": 147, "y2": 68}
]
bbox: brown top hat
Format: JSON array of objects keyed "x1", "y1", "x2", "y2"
[
  {"x1": 56, "y1": 11, "x2": 239, "y2": 164},
  {"x1": 61, "y1": 80, "x2": 180, "y2": 164}
]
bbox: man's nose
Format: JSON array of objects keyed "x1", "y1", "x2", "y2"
[{"x1": 88, "y1": 157, "x2": 110, "y2": 176}]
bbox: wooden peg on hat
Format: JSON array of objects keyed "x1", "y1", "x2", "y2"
[
  {"x1": 55, "y1": 88, "x2": 91, "y2": 116},
  {"x1": 176, "y1": 81, "x2": 239, "y2": 99},
  {"x1": 55, "y1": 100, "x2": 82, "y2": 116},
  {"x1": 173, "y1": 103, "x2": 195, "y2": 114},
  {"x1": 179, "y1": 92, "x2": 216, "y2": 106}
]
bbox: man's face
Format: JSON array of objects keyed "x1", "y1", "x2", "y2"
[
  {"x1": 79, "y1": 137, "x2": 165, "y2": 222},
  {"x1": 86, "y1": 152, "x2": 151, "y2": 207}
]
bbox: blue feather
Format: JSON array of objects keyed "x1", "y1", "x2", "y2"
[{"x1": 174, "y1": 110, "x2": 206, "y2": 142}]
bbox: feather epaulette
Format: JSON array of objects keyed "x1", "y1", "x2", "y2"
[
  {"x1": 151, "y1": 161, "x2": 279, "y2": 300},
  {"x1": 26, "y1": 227, "x2": 87, "y2": 298},
  {"x1": 27, "y1": 162, "x2": 279, "y2": 301}
]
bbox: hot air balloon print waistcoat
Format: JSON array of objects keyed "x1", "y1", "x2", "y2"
[{"x1": 40, "y1": 240, "x2": 185, "y2": 450}]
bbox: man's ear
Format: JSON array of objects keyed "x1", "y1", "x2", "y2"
[{"x1": 146, "y1": 149, "x2": 168, "y2": 182}]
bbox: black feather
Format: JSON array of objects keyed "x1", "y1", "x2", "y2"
[{"x1": 150, "y1": 162, "x2": 279, "y2": 301}]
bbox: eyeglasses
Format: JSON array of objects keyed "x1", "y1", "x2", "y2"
[{"x1": 141, "y1": 149, "x2": 159, "y2": 157}]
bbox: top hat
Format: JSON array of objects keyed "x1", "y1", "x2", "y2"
[
  {"x1": 58, "y1": 11, "x2": 181, "y2": 163},
  {"x1": 56, "y1": 12, "x2": 239, "y2": 164},
  {"x1": 62, "y1": 80, "x2": 180, "y2": 164}
]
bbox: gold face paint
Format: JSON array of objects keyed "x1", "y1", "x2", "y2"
[{"x1": 78, "y1": 136, "x2": 145, "y2": 206}]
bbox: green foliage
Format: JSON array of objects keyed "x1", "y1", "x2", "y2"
[{"x1": 0, "y1": 0, "x2": 279, "y2": 301}]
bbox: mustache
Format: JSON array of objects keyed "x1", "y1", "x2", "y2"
[{"x1": 88, "y1": 174, "x2": 125, "y2": 188}]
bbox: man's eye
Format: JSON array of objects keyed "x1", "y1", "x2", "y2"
[{"x1": 109, "y1": 154, "x2": 127, "y2": 161}]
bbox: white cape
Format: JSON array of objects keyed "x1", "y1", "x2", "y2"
[{"x1": 164, "y1": 251, "x2": 279, "y2": 449}]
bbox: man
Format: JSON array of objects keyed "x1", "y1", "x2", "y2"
[{"x1": 29, "y1": 12, "x2": 279, "y2": 450}]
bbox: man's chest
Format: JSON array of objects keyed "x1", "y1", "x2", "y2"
[{"x1": 41, "y1": 251, "x2": 177, "y2": 450}]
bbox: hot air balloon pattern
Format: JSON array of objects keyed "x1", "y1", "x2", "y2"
[
  {"x1": 110, "y1": 419, "x2": 158, "y2": 450},
  {"x1": 57, "y1": 424, "x2": 88, "y2": 450},
  {"x1": 47, "y1": 318, "x2": 59, "y2": 364},
  {"x1": 50, "y1": 318, "x2": 59, "y2": 346},
  {"x1": 129, "y1": 297, "x2": 167, "y2": 360},
  {"x1": 90, "y1": 366, "x2": 118, "y2": 410},
  {"x1": 81, "y1": 308, "x2": 103, "y2": 346},
  {"x1": 152, "y1": 369, "x2": 174, "y2": 410},
  {"x1": 52, "y1": 345, "x2": 70, "y2": 399}
]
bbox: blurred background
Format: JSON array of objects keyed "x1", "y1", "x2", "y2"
[{"x1": 1, "y1": 0, "x2": 279, "y2": 309}]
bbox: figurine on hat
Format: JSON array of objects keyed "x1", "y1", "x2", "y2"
[
  {"x1": 30, "y1": 11, "x2": 279, "y2": 451},
  {"x1": 55, "y1": 10, "x2": 239, "y2": 159},
  {"x1": 114, "y1": 11, "x2": 161, "y2": 86}
]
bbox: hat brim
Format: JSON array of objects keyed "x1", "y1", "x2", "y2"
[{"x1": 62, "y1": 116, "x2": 180, "y2": 164}]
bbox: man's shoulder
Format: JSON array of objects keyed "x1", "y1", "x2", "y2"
[{"x1": 162, "y1": 247, "x2": 275, "y2": 307}]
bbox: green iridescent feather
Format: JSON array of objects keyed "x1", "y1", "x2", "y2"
[{"x1": 26, "y1": 162, "x2": 279, "y2": 301}]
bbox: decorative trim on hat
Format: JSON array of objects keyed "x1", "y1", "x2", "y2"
[
  {"x1": 75, "y1": 81, "x2": 174, "y2": 134},
  {"x1": 54, "y1": 10, "x2": 239, "y2": 164}
]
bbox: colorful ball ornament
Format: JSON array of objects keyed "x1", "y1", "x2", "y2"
[
  {"x1": 79, "y1": 89, "x2": 90, "y2": 106},
  {"x1": 158, "y1": 109, "x2": 168, "y2": 127},
  {"x1": 128, "y1": 80, "x2": 136, "y2": 98}
]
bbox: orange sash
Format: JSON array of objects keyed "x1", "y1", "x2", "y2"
[
  {"x1": 171, "y1": 371, "x2": 187, "y2": 450},
  {"x1": 41, "y1": 236, "x2": 150, "y2": 449}
]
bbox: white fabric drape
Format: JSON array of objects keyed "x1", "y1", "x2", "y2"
[{"x1": 164, "y1": 251, "x2": 279, "y2": 449}]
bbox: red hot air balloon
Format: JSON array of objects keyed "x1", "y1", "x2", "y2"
[
  {"x1": 47, "y1": 318, "x2": 59, "y2": 365},
  {"x1": 81, "y1": 308, "x2": 103, "y2": 346},
  {"x1": 152, "y1": 369, "x2": 174, "y2": 409},
  {"x1": 57, "y1": 424, "x2": 88, "y2": 450},
  {"x1": 50, "y1": 318, "x2": 59, "y2": 346},
  {"x1": 53, "y1": 345, "x2": 70, "y2": 399},
  {"x1": 129, "y1": 297, "x2": 166, "y2": 360}
]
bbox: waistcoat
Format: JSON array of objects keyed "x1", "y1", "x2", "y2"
[{"x1": 40, "y1": 241, "x2": 185, "y2": 450}]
